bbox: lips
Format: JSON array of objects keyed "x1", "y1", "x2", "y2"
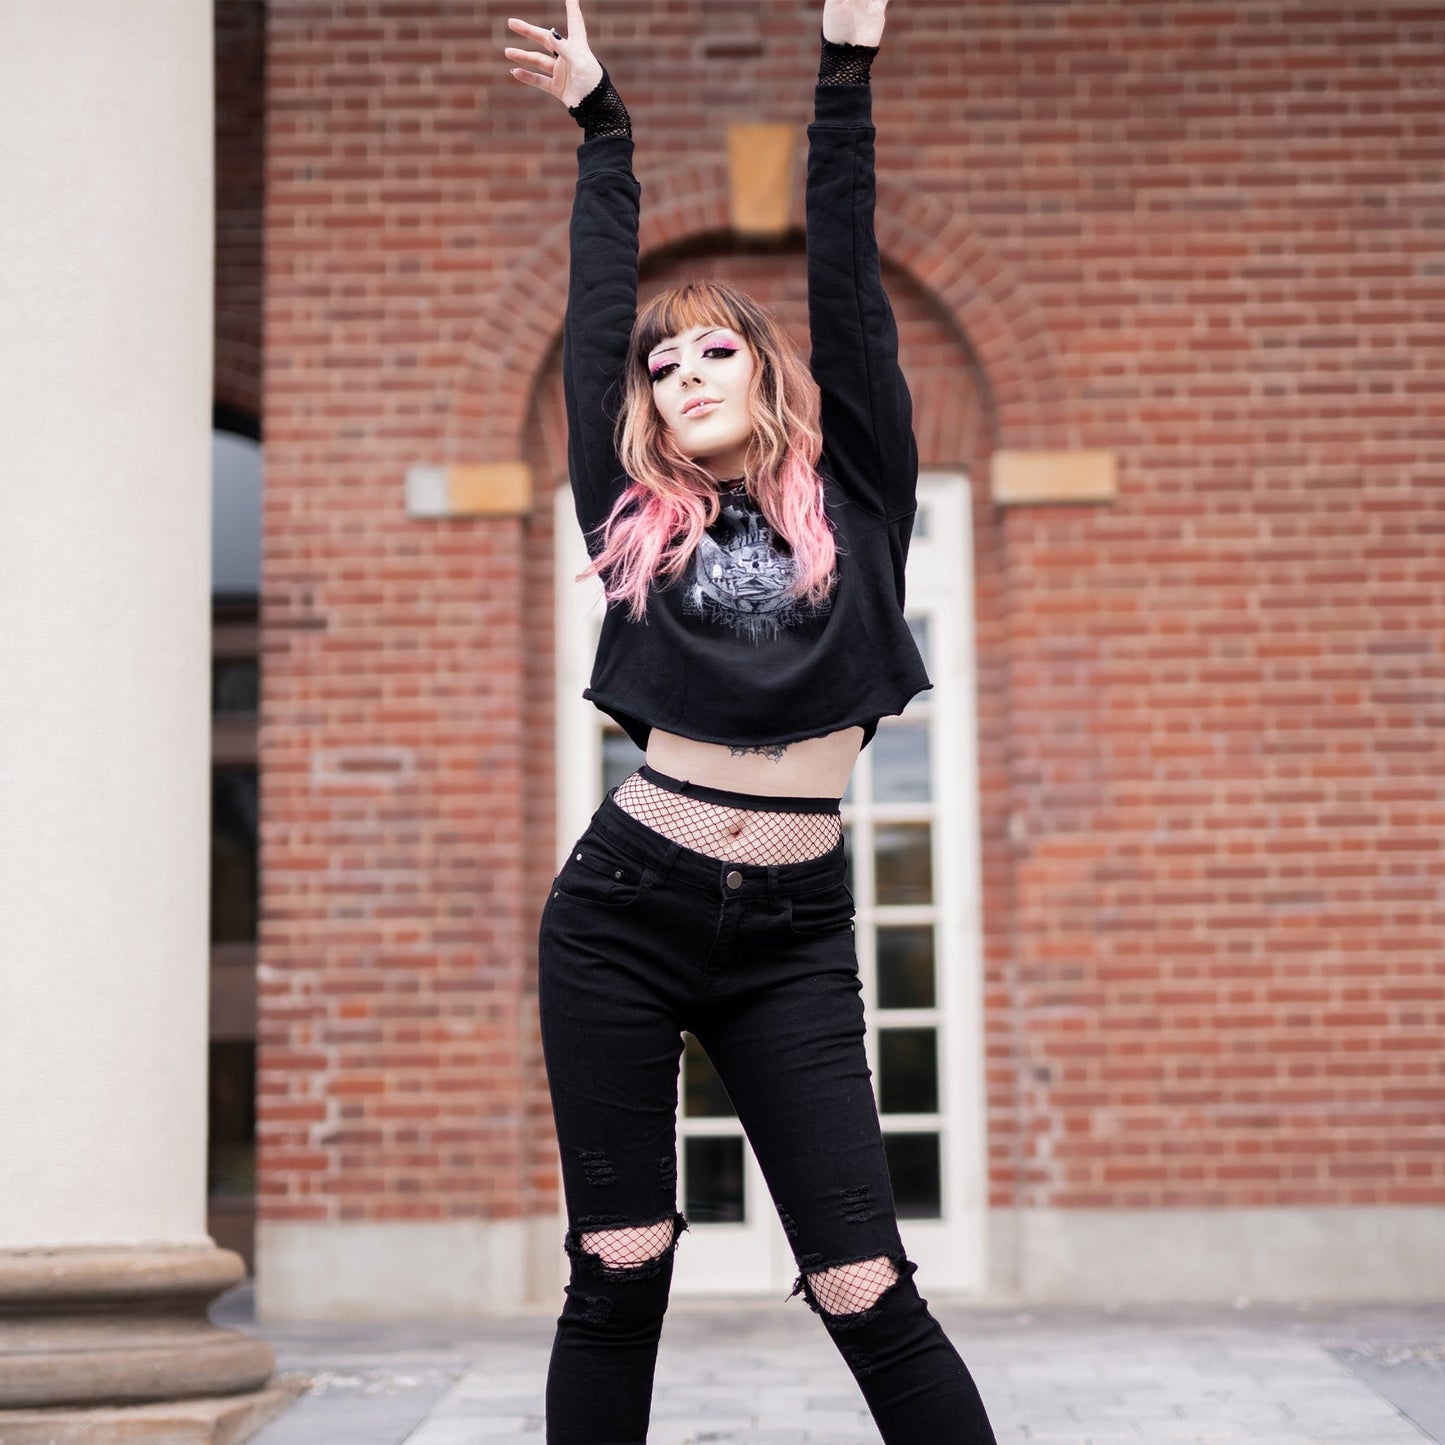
[{"x1": 682, "y1": 396, "x2": 720, "y2": 417}]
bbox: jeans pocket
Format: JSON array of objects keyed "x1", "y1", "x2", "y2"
[
  {"x1": 553, "y1": 830, "x2": 650, "y2": 909},
  {"x1": 786, "y1": 877, "x2": 856, "y2": 935}
]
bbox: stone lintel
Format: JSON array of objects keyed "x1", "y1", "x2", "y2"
[
  {"x1": 406, "y1": 462, "x2": 533, "y2": 518},
  {"x1": 726, "y1": 124, "x2": 798, "y2": 239},
  {"x1": 992, "y1": 449, "x2": 1117, "y2": 505}
]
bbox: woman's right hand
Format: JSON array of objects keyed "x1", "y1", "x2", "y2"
[{"x1": 504, "y1": 0, "x2": 605, "y2": 111}]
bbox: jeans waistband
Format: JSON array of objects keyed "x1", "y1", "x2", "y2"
[{"x1": 592, "y1": 787, "x2": 847, "y2": 900}]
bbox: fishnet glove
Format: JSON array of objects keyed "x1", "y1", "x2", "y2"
[
  {"x1": 818, "y1": 32, "x2": 879, "y2": 85},
  {"x1": 567, "y1": 65, "x2": 632, "y2": 139}
]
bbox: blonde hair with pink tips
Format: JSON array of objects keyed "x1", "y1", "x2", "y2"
[{"x1": 575, "y1": 280, "x2": 840, "y2": 622}]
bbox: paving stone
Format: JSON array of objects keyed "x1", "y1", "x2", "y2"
[
  {"x1": 213, "y1": 1286, "x2": 1445, "y2": 1444},
  {"x1": 244, "y1": 1366, "x2": 460, "y2": 1445}
]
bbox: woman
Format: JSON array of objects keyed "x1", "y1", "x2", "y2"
[{"x1": 506, "y1": 2, "x2": 999, "y2": 1439}]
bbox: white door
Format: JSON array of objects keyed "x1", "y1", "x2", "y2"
[{"x1": 554, "y1": 472, "x2": 988, "y2": 1295}]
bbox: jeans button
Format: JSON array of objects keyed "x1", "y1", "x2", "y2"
[{"x1": 725, "y1": 869, "x2": 743, "y2": 889}]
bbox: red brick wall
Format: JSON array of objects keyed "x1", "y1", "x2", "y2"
[{"x1": 255, "y1": 0, "x2": 1445, "y2": 1233}]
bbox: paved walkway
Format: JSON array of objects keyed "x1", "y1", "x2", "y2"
[{"x1": 215, "y1": 1284, "x2": 1445, "y2": 1444}]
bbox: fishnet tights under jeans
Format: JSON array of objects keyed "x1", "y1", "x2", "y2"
[
  {"x1": 611, "y1": 770, "x2": 842, "y2": 865},
  {"x1": 582, "y1": 1219, "x2": 895, "y2": 1313},
  {"x1": 579, "y1": 1218, "x2": 678, "y2": 1272},
  {"x1": 804, "y1": 1255, "x2": 902, "y2": 1315}
]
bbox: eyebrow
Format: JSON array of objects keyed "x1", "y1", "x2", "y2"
[{"x1": 648, "y1": 327, "x2": 729, "y2": 363}]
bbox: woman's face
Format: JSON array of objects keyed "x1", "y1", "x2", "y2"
[{"x1": 647, "y1": 324, "x2": 757, "y2": 480}]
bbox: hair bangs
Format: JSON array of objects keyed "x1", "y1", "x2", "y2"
[{"x1": 634, "y1": 284, "x2": 751, "y2": 372}]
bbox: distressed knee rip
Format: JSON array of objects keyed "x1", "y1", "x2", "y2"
[
  {"x1": 789, "y1": 1251, "x2": 917, "y2": 1328},
  {"x1": 565, "y1": 1210, "x2": 690, "y2": 1281}
]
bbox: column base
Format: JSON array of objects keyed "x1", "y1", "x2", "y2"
[
  {"x1": 0, "y1": 1246, "x2": 276, "y2": 1411},
  {"x1": 0, "y1": 1381, "x2": 303, "y2": 1444}
]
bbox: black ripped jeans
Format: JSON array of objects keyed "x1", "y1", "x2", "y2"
[{"x1": 538, "y1": 784, "x2": 998, "y2": 1444}]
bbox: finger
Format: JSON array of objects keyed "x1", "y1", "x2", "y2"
[
  {"x1": 507, "y1": 17, "x2": 554, "y2": 42},
  {"x1": 508, "y1": 67, "x2": 552, "y2": 89},
  {"x1": 565, "y1": 0, "x2": 586, "y2": 41},
  {"x1": 504, "y1": 44, "x2": 555, "y2": 66}
]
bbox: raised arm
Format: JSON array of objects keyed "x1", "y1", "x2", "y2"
[
  {"x1": 505, "y1": 4, "x2": 639, "y2": 547},
  {"x1": 806, "y1": 8, "x2": 919, "y2": 524},
  {"x1": 562, "y1": 78, "x2": 640, "y2": 547}
]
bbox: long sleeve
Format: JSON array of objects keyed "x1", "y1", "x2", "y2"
[
  {"x1": 806, "y1": 79, "x2": 919, "y2": 524},
  {"x1": 562, "y1": 129, "x2": 640, "y2": 550}
]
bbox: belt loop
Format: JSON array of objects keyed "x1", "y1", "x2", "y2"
[{"x1": 766, "y1": 863, "x2": 780, "y2": 907}]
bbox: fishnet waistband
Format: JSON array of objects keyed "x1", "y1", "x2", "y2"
[{"x1": 610, "y1": 770, "x2": 842, "y2": 865}]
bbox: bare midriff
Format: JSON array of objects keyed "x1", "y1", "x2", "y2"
[
  {"x1": 645, "y1": 724, "x2": 865, "y2": 803},
  {"x1": 614, "y1": 724, "x2": 864, "y2": 862}
]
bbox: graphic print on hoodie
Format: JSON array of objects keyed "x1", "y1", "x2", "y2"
[{"x1": 679, "y1": 486, "x2": 834, "y2": 644}]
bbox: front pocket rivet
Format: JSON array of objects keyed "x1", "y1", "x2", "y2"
[
  {"x1": 614, "y1": 869, "x2": 623, "y2": 879},
  {"x1": 575, "y1": 852, "x2": 583, "y2": 861}
]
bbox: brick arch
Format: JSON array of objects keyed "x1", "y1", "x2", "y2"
[{"x1": 443, "y1": 157, "x2": 1066, "y2": 460}]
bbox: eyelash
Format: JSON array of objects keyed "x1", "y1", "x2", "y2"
[{"x1": 649, "y1": 346, "x2": 737, "y2": 382}]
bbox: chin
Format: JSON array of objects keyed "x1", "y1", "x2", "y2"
[{"x1": 688, "y1": 435, "x2": 750, "y2": 462}]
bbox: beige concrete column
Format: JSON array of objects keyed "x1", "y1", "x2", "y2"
[{"x1": 0, "y1": 3, "x2": 286, "y2": 1435}]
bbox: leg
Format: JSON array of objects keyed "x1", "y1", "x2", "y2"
[
  {"x1": 538, "y1": 848, "x2": 691, "y2": 1445},
  {"x1": 545, "y1": 1210, "x2": 687, "y2": 1445},
  {"x1": 695, "y1": 936, "x2": 998, "y2": 1443}
]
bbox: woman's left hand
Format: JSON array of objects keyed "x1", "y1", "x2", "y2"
[{"x1": 821, "y1": 0, "x2": 888, "y2": 48}]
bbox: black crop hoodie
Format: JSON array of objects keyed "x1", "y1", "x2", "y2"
[{"x1": 560, "y1": 37, "x2": 932, "y2": 752}]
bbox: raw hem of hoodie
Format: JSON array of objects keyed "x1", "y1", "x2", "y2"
[{"x1": 581, "y1": 686, "x2": 934, "y2": 753}]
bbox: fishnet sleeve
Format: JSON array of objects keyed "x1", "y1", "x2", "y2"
[
  {"x1": 817, "y1": 33, "x2": 880, "y2": 86},
  {"x1": 567, "y1": 66, "x2": 633, "y2": 139}
]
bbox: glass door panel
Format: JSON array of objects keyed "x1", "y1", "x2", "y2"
[
  {"x1": 859, "y1": 699, "x2": 946, "y2": 1226},
  {"x1": 681, "y1": 1033, "x2": 747, "y2": 1226},
  {"x1": 878, "y1": 1027, "x2": 940, "y2": 1115},
  {"x1": 872, "y1": 718, "x2": 932, "y2": 803},
  {"x1": 875, "y1": 821, "x2": 933, "y2": 905},
  {"x1": 683, "y1": 1031, "x2": 735, "y2": 1118},
  {"x1": 601, "y1": 726, "x2": 644, "y2": 793},
  {"x1": 683, "y1": 1137, "x2": 746, "y2": 1224},
  {"x1": 876, "y1": 925, "x2": 936, "y2": 1009},
  {"x1": 676, "y1": 1029, "x2": 775, "y2": 1289},
  {"x1": 883, "y1": 1132, "x2": 943, "y2": 1220}
]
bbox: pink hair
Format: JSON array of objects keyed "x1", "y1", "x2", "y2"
[{"x1": 575, "y1": 280, "x2": 840, "y2": 623}]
